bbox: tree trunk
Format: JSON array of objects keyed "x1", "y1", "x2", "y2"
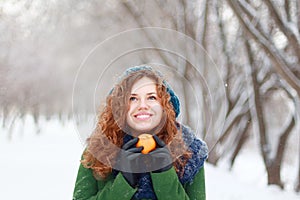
[
  {"x1": 247, "y1": 39, "x2": 286, "y2": 188},
  {"x1": 296, "y1": 166, "x2": 300, "y2": 192},
  {"x1": 230, "y1": 113, "x2": 251, "y2": 168},
  {"x1": 266, "y1": 164, "x2": 284, "y2": 189}
]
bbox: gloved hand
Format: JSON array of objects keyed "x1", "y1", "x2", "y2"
[
  {"x1": 118, "y1": 137, "x2": 144, "y2": 187},
  {"x1": 149, "y1": 135, "x2": 173, "y2": 173}
]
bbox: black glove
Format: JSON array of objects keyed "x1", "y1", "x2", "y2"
[
  {"x1": 118, "y1": 137, "x2": 144, "y2": 187},
  {"x1": 149, "y1": 135, "x2": 173, "y2": 173}
]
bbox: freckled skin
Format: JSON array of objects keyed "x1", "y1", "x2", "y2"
[{"x1": 126, "y1": 77, "x2": 163, "y2": 135}]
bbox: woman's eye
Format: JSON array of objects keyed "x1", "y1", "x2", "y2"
[
  {"x1": 129, "y1": 96, "x2": 137, "y2": 101},
  {"x1": 148, "y1": 95, "x2": 157, "y2": 100}
]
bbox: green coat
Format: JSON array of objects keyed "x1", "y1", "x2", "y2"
[{"x1": 72, "y1": 162, "x2": 206, "y2": 200}]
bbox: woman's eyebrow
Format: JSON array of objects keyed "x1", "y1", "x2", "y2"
[
  {"x1": 130, "y1": 92, "x2": 157, "y2": 96},
  {"x1": 147, "y1": 92, "x2": 157, "y2": 95}
]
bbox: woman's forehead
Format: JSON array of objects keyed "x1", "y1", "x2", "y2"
[{"x1": 131, "y1": 77, "x2": 157, "y2": 93}]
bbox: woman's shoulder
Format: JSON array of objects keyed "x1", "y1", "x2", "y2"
[
  {"x1": 177, "y1": 123, "x2": 208, "y2": 184},
  {"x1": 180, "y1": 124, "x2": 208, "y2": 159}
]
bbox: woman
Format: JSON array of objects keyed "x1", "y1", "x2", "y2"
[{"x1": 73, "y1": 66, "x2": 208, "y2": 200}]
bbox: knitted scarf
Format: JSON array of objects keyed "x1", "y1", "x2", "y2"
[{"x1": 116, "y1": 124, "x2": 208, "y2": 200}]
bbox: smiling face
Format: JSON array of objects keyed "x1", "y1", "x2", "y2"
[{"x1": 126, "y1": 77, "x2": 164, "y2": 135}]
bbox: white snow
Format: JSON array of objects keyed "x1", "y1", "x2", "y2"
[{"x1": 0, "y1": 115, "x2": 299, "y2": 200}]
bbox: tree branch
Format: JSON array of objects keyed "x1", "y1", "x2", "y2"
[
  {"x1": 274, "y1": 116, "x2": 295, "y2": 165},
  {"x1": 264, "y1": 0, "x2": 300, "y2": 58},
  {"x1": 227, "y1": 0, "x2": 300, "y2": 94}
]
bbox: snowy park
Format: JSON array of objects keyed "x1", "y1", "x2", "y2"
[
  {"x1": 1, "y1": 1, "x2": 300, "y2": 199},
  {"x1": 1, "y1": 116, "x2": 299, "y2": 200}
]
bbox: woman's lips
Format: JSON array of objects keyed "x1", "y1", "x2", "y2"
[{"x1": 134, "y1": 113, "x2": 152, "y2": 120}]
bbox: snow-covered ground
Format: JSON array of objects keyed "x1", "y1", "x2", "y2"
[{"x1": 0, "y1": 115, "x2": 299, "y2": 200}]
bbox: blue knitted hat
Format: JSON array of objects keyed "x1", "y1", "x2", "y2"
[{"x1": 123, "y1": 66, "x2": 180, "y2": 118}]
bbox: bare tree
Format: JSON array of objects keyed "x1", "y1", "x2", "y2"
[
  {"x1": 226, "y1": 0, "x2": 299, "y2": 189},
  {"x1": 1, "y1": 0, "x2": 299, "y2": 191}
]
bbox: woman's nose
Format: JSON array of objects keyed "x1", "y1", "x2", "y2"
[{"x1": 138, "y1": 98, "x2": 149, "y2": 109}]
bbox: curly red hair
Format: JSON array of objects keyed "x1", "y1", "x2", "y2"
[{"x1": 81, "y1": 68, "x2": 191, "y2": 179}]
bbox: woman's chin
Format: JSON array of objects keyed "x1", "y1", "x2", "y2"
[{"x1": 129, "y1": 127, "x2": 155, "y2": 135}]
